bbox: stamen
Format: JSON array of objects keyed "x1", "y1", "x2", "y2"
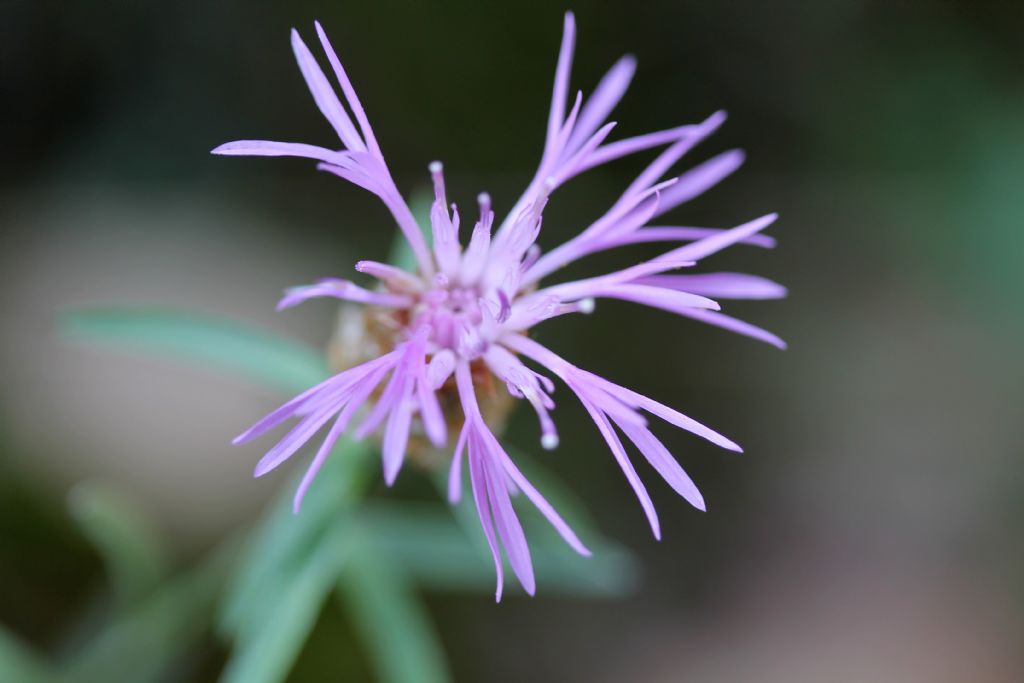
[
  {"x1": 523, "y1": 386, "x2": 559, "y2": 451},
  {"x1": 460, "y1": 219, "x2": 492, "y2": 285},
  {"x1": 450, "y1": 204, "x2": 460, "y2": 235},
  {"x1": 429, "y1": 160, "x2": 446, "y2": 205},
  {"x1": 521, "y1": 244, "x2": 542, "y2": 273},
  {"x1": 553, "y1": 298, "x2": 596, "y2": 317},
  {"x1": 496, "y1": 290, "x2": 512, "y2": 324},
  {"x1": 477, "y1": 192, "x2": 491, "y2": 221},
  {"x1": 354, "y1": 260, "x2": 422, "y2": 292},
  {"x1": 532, "y1": 177, "x2": 557, "y2": 221}
]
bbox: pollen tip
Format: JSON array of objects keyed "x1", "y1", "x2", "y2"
[
  {"x1": 428, "y1": 160, "x2": 443, "y2": 174},
  {"x1": 541, "y1": 434, "x2": 559, "y2": 450},
  {"x1": 477, "y1": 192, "x2": 491, "y2": 205},
  {"x1": 578, "y1": 297, "x2": 596, "y2": 314}
]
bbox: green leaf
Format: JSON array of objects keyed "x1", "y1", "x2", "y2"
[
  {"x1": 61, "y1": 307, "x2": 328, "y2": 394},
  {"x1": 0, "y1": 629, "x2": 55, "y2": 683},
  {"x1": 219, "y1": 523, "x2": 352, "y2": 683},
  {"x1": 338, "y1": 534, "x2": 450, "y2": 683},
  {"x1": 67, "y1": 482, "x2": 169, "y2": 607},
  {"x1": 218, "y1": 439, "x2": 370, "y2": 637},
  {"x1": 60, "y1": 539, "x2": 234, "y2": 683},
  {"x1": 366, "y1": 503, "x2": 638, "y2": 598},
  {"x1": 217, "y1": 439, "x2": 375, "y2": 683}
]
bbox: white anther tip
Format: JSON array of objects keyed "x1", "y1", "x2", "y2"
[
  {"x1": 541, "y1": 434, "x2": 559, "y2": 450},
  {"x1": 578, "y1": 298, "x2": 596, "y2": 314},
  {"x1": 477, "y1": 192, "x2": 491, "y2": 205},
  {"x1": 428, "y1": 160, "x2": 443, "y2": 174}
]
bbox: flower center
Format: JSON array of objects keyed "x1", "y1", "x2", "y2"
[{"x1": 413, "y1": 280, "x2": 487, "y2": 352}]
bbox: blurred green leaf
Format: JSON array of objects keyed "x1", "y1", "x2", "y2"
[
  {"x1": 366, "y1": 502, "x2": 638, "y2": 597},
  {"x1": 218, "y1": 440, "x2": 374, "y2": 683},
  {"x1": 0, "y1": 629, "x2": 55, "y2": 683},
  {"x1": 67, "y1": 482, "x2": 169, "y2": 607},
  {"x1": 60, "y1": 539, "x2": 234, "y2": 683},
  {"x1": 61, "y1": 307, "x2": 328, "y2": 394},
  {"x1": 218, "y1": 439, "x2": 370, "y2": 638},
  {"x1": 219, "y1": 522, "x2": 352, "y2": 683},
  {"x1": 338, "y1": 535, "x2": 450, "y2": 683}
]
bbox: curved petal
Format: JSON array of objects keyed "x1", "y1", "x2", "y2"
[
  {"x1": 675, "y1": 308, "x2": 788, "y2": 349},
  {"x1": 580, "y1": 398, "x2": 661, "y2": 539},
  {"x1": 277, "y1": 278, "x2": 412, "y2": 310},
  {"x1": 290, "y1": 28, "x2": 365, "y2": 151},
  {"x1": 211, "y1": 140, "x2": 346, "y2": 163},
  {"x1": 653, "y1": 149, "x2": 745, "y2": 217}
]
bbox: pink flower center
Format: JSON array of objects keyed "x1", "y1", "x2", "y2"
[{"x1": 411, "y1": 281, "x2": 487, "y2": 351}]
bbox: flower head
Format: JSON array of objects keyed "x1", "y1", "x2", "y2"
[{"x1": 215, "y1": 13, "x2": 785, "y2": 600}]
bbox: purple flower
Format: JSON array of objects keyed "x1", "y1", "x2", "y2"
[{"x1": 214, "y1": 13, "x2": 785, "y2": 600}]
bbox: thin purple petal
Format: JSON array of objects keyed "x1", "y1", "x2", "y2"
[
  {"x1": 290, "y1": 28, "x2": 365, "y2": 151},
  {"x1": 636, "y1": 273, "x2": 787, "y2": 300}
]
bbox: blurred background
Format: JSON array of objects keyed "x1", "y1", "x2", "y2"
[{"x1": 3, "y1": 0, "x2": 1024, "y2": 681}]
